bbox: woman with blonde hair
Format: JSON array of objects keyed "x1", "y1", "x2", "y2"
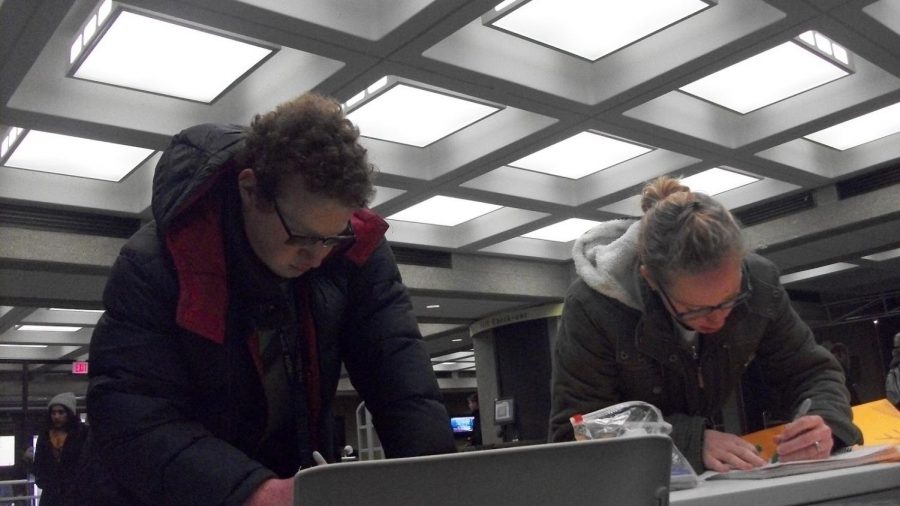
[{"x1": 549, "y1": 176, "x2": 861, "y2": 473}]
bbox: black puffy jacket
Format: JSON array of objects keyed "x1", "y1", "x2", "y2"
[{"x1": 87, "y1": 124, "x2": 455, "y2": 506}]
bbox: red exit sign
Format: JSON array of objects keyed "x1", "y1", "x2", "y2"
[{"x1": 72, "y1": 361, "x2": 89, "y2": 375}]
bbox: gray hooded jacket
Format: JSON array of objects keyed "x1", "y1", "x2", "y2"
[{"x1": 549, "y1": 220, "x2": 861, "y2": 472}]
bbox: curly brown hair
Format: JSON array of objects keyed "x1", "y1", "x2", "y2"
[
  {"x1": 236, "y1": 93, "x2": 374, "y2": 208},
  {"x1": 639, "y1": 175, "x2": 745, "y2": 286}
]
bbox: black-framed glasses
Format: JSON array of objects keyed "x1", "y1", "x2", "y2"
[
  {"x1": 272, "y1": 200, "x2": 356, "y2": 249},
  {"x1": 658, "y1": 268, "x2": 752, "y2": 322}
]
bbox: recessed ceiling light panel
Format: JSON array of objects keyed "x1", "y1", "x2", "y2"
[
  {"x1": 679, "y1": 31, "x2": 851, "y2": 114},
  {"x1": 1, "y1": 129, "x2": 154, "y2": 182},
  {"x1": 804, "y1": 102, "x2": 900, "y2": 151},
  {"x1": 779, "y1": 262, "x2": 857, "y2": 285},
  {"x1": 346, "y1": 78, "x2": 501, "y2": 147},
  {"x1": 681, "y1": 168, "x2": 759, "y2": 195},
  {"x1": 484, "y1": 0, "x2": 714, "y2": 61},
  {"x1": 522, "y1": 218, "x2": 601, "y2": 242},
  {"x1": 388, "y1": 196, "x2": 502, "y2": 226},
  {"x1": 432, "y1": 362, "x2": 475, "y2": 372},
  {"x1": 509, "y1": 131, "x2": 652, "y2": 179},
  {"x1": 16, "y1": 325, "x2": 83, "y2": 332},
  {"x1": 862, "y1": 247, "x2": 900, "y2": 262},
  {"x1": 70, "y1": 5, "x2": 275, "y2": 103}
]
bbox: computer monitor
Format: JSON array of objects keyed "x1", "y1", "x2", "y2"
[
  {"x1": 450, "y1": 416, "x2": 475, "y2": 435},
  {"x1": 294, "y1": 435, "x2": 673, "y2": 505}
]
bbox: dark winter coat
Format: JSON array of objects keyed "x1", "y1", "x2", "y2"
[
  {"x1": 33, "y1": 418, "x2": 87, "y2": 506},
  {"x1": 87, "y1": 124, "x2": 455, "y2": 506},
  {"x1": 549, "y1": 220, "x2": 862, "y2": 472}
]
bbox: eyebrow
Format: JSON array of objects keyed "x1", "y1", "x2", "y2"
[{"x1": 680, "y1": 288, "x2": 743, "y2": 310}]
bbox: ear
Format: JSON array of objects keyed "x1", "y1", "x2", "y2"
[
  {"x1": 238, "y1": 168, "x2": 256, "y2": 195},
  {"x1": 639, "y1": 265, "x2": 658, "y2": 291},
  {"x1": 237, "y1": 168, "x2": 264, "y2": 209}
]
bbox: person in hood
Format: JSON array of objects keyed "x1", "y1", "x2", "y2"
[
  {"x1": 87, "y1": 93, "x2": 455, "y2": 506},
  {"x1": 886, "y1": 332, "x2": 900, "y2": 408},
  {"x1": 33, "y1": 392, "x2": 87, "y2": 506},
  {"x1": 549, "y1": 176, "x2": 861, "y2": 473}
]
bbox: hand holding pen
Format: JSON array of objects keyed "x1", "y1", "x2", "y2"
[{"x1": 772, "y1": 398, "x2": 833, "y2": 463}]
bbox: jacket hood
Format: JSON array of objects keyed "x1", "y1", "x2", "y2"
[
  {"x1": 571, "y1": 219, "x2": 645, "y2": 311},
  {"x1": 152, "y1": 123, "x2": 246, "y2": 232}
]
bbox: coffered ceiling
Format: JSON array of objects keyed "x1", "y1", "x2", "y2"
[{"x1": 2, "y1": 0, "x2": 900, "y2": 381}]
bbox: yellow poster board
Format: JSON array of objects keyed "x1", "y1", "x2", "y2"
[{"x1": 741, "y1": 399, "x2": 900, "y2": 461}]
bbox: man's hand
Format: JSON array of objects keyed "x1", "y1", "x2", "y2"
[
  {"x1": 243, "y1": 478, "x2": 294, "y2": 506},
  {"x1": 773, "y1": 415, "x2": 833, "y2": 462},
  {"x1": 703, "y1": 429, "x2": 768, "y2": 472}
]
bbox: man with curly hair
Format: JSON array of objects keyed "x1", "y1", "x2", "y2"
[{"x1": 87, "y1": 93, "x2": 456, "y2": 506}]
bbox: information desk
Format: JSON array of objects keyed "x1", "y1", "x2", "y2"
[{"x1": 670, "y1": 462, "x2": 900, "y2": 506}]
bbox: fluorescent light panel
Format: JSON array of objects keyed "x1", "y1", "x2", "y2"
[
  {"x1": 71, "y1": 8, "x2": 273, "y2": 103},
  {"x1": 488, "y1": 0, "x2": 711, "y2": 61},
  {"x1": 681, "y1": 168, "x2": 758, "y2": 196},
  {"x1": 16, "y1": 325, "x2": 83, "y2": 332},
  {"x1": 862, "y1": 247, "x2": 900, "y2": 262},
  {"x1": 346, "y1": 81, "x2": 500, "y2": 147},
  {"x1": 388, "y1": 196, "x2": 502, "y2": 226},
  {"x1": 779, "y1": 262, "x2": 857, "y2": 285},
  {"x1": 0, "y1": 344, "x2": 49, "y2": 348},
  {"x1": 522, "y1": 218, "x2": 601, "y2": 242},
  {"x1": 49, "y1": 308, "x2": 106, "y2": 313},
  {"x1": 3, "y1": 129, "x2": 154, "y2": 182},
  {"x1": 509, "y1": 131, "x2": 652, "y2": 179},
  {"x1": 432, "y1": 362, "x2": 476, "y2": 372},
  {"x1": 804, "y1": 102, "x2": 900, "y2": 150},
  {"x1": 432, "y1": 351, "x2": 474, "y2": 362},
  {"x1": 679, "y1": 32, "x2": 850, "y2": 114}
]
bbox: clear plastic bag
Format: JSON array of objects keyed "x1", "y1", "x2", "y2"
[
  {"x1": 570, "y1": 401, "x2": 672, "y2": 441},
  {"x1": 570, "y1": 401, "x2": 698, "y2": 489}
]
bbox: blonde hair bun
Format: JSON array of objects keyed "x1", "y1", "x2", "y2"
[{"x1": 640, "y1": 176, "x2": 690, "y2": 213}]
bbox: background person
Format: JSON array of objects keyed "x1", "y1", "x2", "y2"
[
  {"x1": 828, "y1": 342, "x2": 861, "y2": 406},
  {"x1": 87, "y1": 93, "x2": 455, "y2": 506},
  {"x1": 549, "y1": 176, "x2": 862, "y2": 473},
  {"x1": 467, "y1": 392, "x2": 482, "y2": 447},
  {"x1": 886, "y1": 332, "x2": 900, "y2": 408},
  {"x1": 33, "y1": 392, "x2": 87, "y2": 506}
]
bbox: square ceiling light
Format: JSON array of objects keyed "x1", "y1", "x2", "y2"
[
  {"x1": 804, "y1": 102, "x2": 900, "y2": 150},
  {"x1": 862, "y1": 247, "x2": 900, "y2": 262},
  {"x1": 1, "y1": 128, "x2": 154, "y2": 182},
  {"x1": 387, "y1": 196, "x2": 502, "y2": 226},
  {"x1": 345, "y1": 77, "x2": 501, "y2": 147},
  {"x1": 679, "y1": 31, "x2": 851, "y2": 114},
  {"x1": 681, "y1": 168, "x2": 758, "y2": 195},
  {"x1": 484, "y1": 0, "x2": 714, "y2": 61},
  {"x1": 69, "y1": 1, "x2": 275, "y2": 103},
  {"x1": 509, "y1": 131, "x2": 652, "y2": 179},
  {"x1": 521, "y1": 218, "x2": 601, "y2": 242},
  {"x1": 779, "y1": 262, "x2": 857, "y2": 284},
  {"x1": 16, "y1": 325, "x2": 83, "y2": 332},
  {"x1": 432, "y1": 362, "x2": 475, "y2": 372}
]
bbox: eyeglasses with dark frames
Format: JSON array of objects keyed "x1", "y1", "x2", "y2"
[
  {"x1": 272, "y1": 200, "x2": 355, "y2": 249},
  {"x1": 658, "y1": 268, "x2": 752, "y2": 322}
]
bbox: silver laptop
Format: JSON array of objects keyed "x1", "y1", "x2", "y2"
[{"x1": 294, "y1": 435, "x2": 672, "y2": 505}]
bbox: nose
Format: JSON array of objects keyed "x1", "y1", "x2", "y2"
[
  {"x1": 702, "y1": 307, "x2": 731, "y2": 327},
  {"x1": 299, "y1": 244, "x2": 332, "y2": 269}
]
